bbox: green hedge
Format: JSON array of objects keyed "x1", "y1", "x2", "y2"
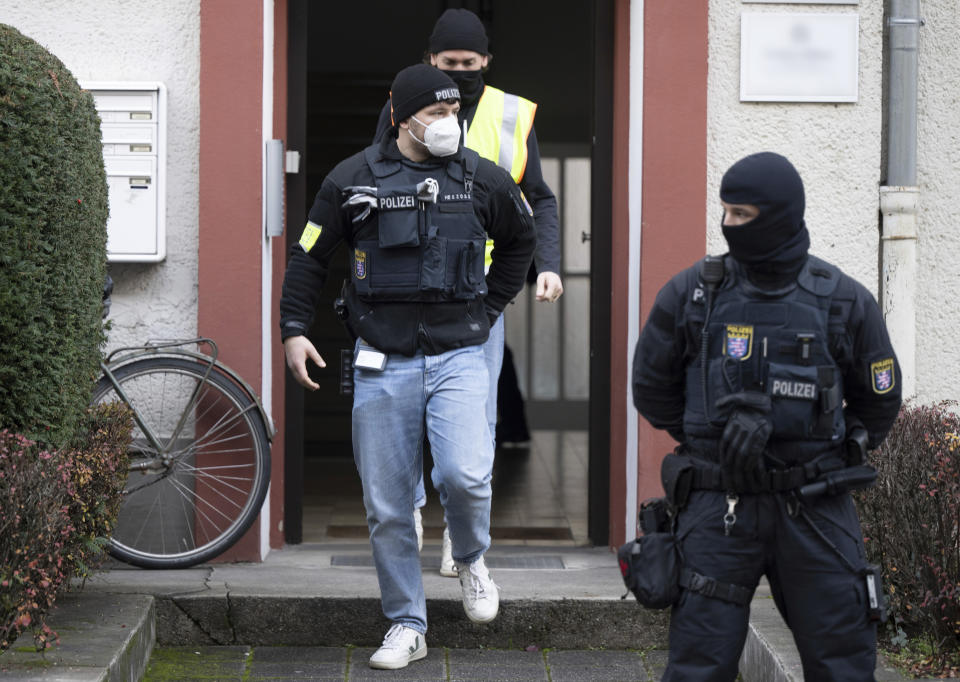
[{"x1": 0, "y1": 24, "x2": 108, "y2": 448}]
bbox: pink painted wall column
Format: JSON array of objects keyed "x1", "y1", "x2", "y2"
[{"x1": 199, "y1": 0, "x2": 265, "y2": 560}]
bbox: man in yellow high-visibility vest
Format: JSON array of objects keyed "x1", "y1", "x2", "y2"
[{"x1": 375, "y1": 8, "x2": 563, "y2": 579}]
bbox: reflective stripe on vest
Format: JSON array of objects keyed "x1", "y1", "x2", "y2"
[{"x1": 465, "y1": 85, "x2": 538, "y2": 270}]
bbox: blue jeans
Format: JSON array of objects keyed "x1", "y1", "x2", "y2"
[
  {"x1": 414, "y1": 314, "x2": 504, "y2": 507},
  {"x1": 352, "y1": 341, "x2": 494, "y2": 633}
]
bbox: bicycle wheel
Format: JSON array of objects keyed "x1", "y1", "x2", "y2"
[{"x1": 91, "y1": 356, "x2": 270, "y2": 568}]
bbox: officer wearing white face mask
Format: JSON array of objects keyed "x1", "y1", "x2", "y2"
[
  {"x1": 280, "y1": 64, "x2": 535, "y2": 671},
  {"x1": 405, "y1": 109, "x2": 461, "y2": 157}
]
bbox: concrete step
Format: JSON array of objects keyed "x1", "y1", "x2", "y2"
[
  {"x1": 82, "y1": 543, "x2": 669, "y2": 650},
  {"x1": 0, "y1": 592, "x2": 154, "y2": 682},
  {"x1": 0, "y1": 543, "x2": 924, "y2": 681}
]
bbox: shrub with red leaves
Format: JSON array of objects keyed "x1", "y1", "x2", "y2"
[
  {"x1": 0, "y1": 403, "x2": 130, "y2": 652},
  {"x1": 857, "y1": 401, "x2": 960, "y2": 672}
]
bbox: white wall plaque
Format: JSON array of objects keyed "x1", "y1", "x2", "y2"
[
  {"x1": 744, "y1": 1, "x2": 857, "y2": 4},
  {"x1": 740, "y1": 13, "x2": 859, "y2": 102}
]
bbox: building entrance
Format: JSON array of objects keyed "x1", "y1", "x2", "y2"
[{"x1": 283, "y1": 0, "x2": 612, "y2": 546}]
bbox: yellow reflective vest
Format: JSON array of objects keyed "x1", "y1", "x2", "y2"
[{"x1": 464, "y1": 85, "x2": 538, "y2": 269}]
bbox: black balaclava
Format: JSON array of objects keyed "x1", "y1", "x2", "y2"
[
  {"x1": 428, "y1": 9, "x2": 489, "y2": 108},
  {"x1": 444, "y1": 69, "x2": 484, "y2": 108},
  {"x1": 719, "y1": 152, "x2": 810, "y2": 285}
]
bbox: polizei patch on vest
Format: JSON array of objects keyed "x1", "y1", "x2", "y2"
[
  {"x1": 724, "y1": 324, "x2": 753, "y2": 360},
  {"x1": 354, "y1": 249, "x2": 367, "y2": 279},
  {"x1": 379, "y1": 195, "x2": 416, "y2": 210},
  {"x1": 771, "y1": 379, "x2": 817, "y2": 400},
  {"x1": 871, "y1": 358, "x2": 895, "y2": 394}
]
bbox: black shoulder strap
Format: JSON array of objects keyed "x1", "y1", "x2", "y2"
[
  {"x1": 797, "y1": 255, "x2": 841, "y2": 298},
  {"x1": 457, "y1": 148, "x2": 479, "y2": 193}
]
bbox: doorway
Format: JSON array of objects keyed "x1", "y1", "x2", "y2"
[{"x1": 284, "y1": 0, "x2": 612, "y2": 546}]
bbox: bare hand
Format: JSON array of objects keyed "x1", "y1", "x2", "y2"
[
  {"x1": 283, "y1": 335, "x2": 325, "y2": 390},
  {"x1": 536, "y1": 271, "x2": 564, "y2": 302}
]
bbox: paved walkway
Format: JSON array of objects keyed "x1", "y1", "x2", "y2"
[{"x1": 142, "y1": 645, "x2": 668, "y2": 681}]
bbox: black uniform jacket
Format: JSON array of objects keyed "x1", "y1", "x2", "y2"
[
  {"x1": 375, "y1": 97, "x2": 560, "y2": 277},
  {"x1": 279, "y1": 137, "x2": 536, "y2": 356},
  {"x1": 632, "y1": 256, "x2": 903, "y2": 449}
]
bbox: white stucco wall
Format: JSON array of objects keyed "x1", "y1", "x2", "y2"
[
  {"x1": 914, "y1": 3, "x2": 960, "y2": 405},
  {"x1": 0, "y1": 1, "x2": 201, "y2": 351},
  {"x1": 706, "y1": 2, "x2": 883, "y2": 290},
  {"x1": 706, "y1": 2, "x2": 960, "y2": 404}
]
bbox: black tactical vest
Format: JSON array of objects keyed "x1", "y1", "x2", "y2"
[
  {"x1": 683, "y1": 255, "x2": 846, "y2": 463},
  {"x1": 347, "y1": 146, "x2": 487, "y2": 304}
]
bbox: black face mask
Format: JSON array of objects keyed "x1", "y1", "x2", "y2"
[
  {"x1": 720, "y1": 152, "x2": 810, "y2": 274},
  {"x1": 441, "y1": 69, "x2": 484, "y2": 106}
]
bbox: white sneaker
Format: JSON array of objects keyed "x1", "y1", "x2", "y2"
[
  {"x1": 440, "y1": 526, "x2": 458, "y2": 577},
  {"x1": 413, "y1": 508, "x2": 423, "y2": 552},
  {"x1": 457, "y1": 556, "x2": 499, "y2": 623},
  {"x1": 368, "y1": 624, "x2": 427, "y2": 670}
]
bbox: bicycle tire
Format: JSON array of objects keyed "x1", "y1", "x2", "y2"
[{"x1": 91, "y1": 356, "x2": 270, "y2": 568}]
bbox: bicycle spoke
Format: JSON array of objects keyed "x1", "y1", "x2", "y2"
[{"x1": 167, "y1": 474, "x2": 233, "y2": 533}]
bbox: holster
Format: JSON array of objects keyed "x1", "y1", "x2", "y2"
[
  {"x1": 639, "y1": 497, "x2": 674, "y2": 535},
  {"x1": 661, "y1": 450, "x2": 695, "y2": 509}
]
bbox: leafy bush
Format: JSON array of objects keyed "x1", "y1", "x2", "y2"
[
  {"x1": 0, "y1": 23, "x2": 109, "y2": 448},
  {"x1": 0, "y1": 403, "x2": 131, "y2": 652},
  {"x1": 857, "y1": 402, "x2": 960, "y2": 671}
]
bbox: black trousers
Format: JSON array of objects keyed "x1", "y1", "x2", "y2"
[
  {"x1": 663, "y1": 490, "x2": 877, "y2": 682},
  {"x1": 495, "y1": 344, "x2": 529, "y2": 442}
]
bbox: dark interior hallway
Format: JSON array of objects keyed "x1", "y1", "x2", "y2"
[
  {"x1": 302, "y1": 430, "x2": 589, "y2": 547},
  {"x1": 284, "y1": 0, "x2": 606, "y2": 546}
]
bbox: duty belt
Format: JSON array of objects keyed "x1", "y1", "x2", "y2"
[
  {"x1": 690, "y1": 456, "x2": 847, "y2": 493},
  {"x1": 661, "y1": 449, "x2": 848, "y2": 505}
]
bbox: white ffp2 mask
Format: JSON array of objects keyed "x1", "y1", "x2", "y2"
[{"x1": 408, "y1": 114, "x2": 461, "y2": 157}]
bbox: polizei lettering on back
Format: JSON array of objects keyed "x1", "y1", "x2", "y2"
[
  {"x1": 770, "y1": 380, "x2": 817, "y2": 400},
  {"x1": 379, "y1": 195, "x2": 417, "y2": 210}
]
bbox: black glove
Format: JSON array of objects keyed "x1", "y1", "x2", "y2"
[{"x1": 715, "y1": 392, "x2": 772, "y2": 490}]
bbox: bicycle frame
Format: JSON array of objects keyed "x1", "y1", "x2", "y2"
[{"x1": 100, "y1": 337, "x2": 275, "y2": 458}]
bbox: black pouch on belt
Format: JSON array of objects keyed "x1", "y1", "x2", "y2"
[
  {"x1": 618, "y1": 532, "x2": 682, "y2": 609},
  {"x1": 661, "y1": 452, "x2": 695, "y2": 509}
]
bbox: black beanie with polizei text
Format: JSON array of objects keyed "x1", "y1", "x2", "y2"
[{"x1": 389, "y1": 64, "x2": 460, "y2": 126}]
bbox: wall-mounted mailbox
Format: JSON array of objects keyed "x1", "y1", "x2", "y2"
[{"x1": 81, "y1": 82, "x2": 167, "y2": 262}]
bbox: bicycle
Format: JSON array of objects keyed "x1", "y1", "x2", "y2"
[{"x1": 90, "y1": 337, "x2": 273, "y2": 569}]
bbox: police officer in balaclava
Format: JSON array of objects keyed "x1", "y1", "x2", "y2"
[{"x1": 631, "y1": 152, "x2": 902, "y2": 680}]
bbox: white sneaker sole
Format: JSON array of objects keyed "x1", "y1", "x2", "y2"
[
  {"x1": 369, "y1": 645, "x2": 427, "y2": 670},
  {"x1": 440, "y1": 564, "x2": 459, "y2": 578},
  {"x1": 464, "y1": 604, "x2": 499, "y2": 624}
]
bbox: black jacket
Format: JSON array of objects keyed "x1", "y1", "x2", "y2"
[{"x1": 280, "y1": 136, "x2": 535, "y2": 356}]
